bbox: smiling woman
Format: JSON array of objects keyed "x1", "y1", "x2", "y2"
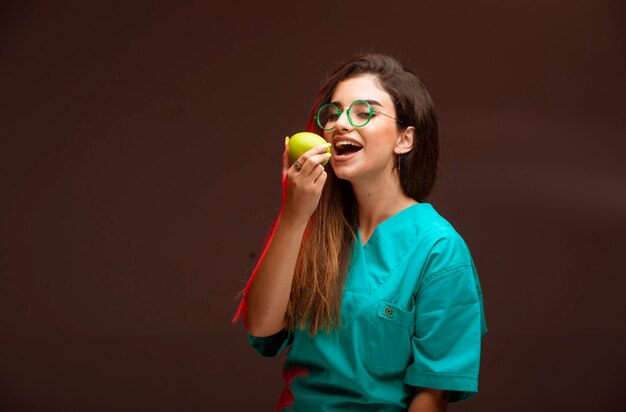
[{"x1": 234, "y1": 53, "x2": 487, "y2": 412}]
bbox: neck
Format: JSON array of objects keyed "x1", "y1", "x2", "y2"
[{"x1": 351, "y1": 172, "x2": 417, "y2": 242}]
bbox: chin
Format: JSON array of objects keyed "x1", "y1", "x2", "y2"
[
  {"x1": 330, "y1": 162, "x2": 350, "y2": 180},
  {"x1": 331, "y1": 169, "x2": 349, "y2": 181},
  {"x1": 331, "y1": 167, "x2": 358, "y2": 184}
]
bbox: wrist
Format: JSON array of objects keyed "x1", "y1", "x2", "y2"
[{"x1": 278, "y1": 208, "x2": 311, "y2": 231}]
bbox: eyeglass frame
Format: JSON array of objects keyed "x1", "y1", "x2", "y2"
[{"x1": 314, "y1": 99, "x2": 402, "y2": 131}]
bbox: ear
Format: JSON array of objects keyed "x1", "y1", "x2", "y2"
[{"x1": 394, "y1": 126, "x2": 415, "y2": 155}]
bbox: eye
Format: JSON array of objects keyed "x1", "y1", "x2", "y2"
[
  {"x1": 354, "y1": 108, "x2": 371, "y2": 119},
  {"x1": 350, "y1": 102, "x2": 372, "y2": 118}
]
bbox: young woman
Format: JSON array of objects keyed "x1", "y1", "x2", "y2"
[{"x1": 235, "y1": 53, "x2": 487, "y2": 411}]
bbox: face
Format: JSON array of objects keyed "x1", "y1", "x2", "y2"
[{"x1": 323, "y1": 75, "x2": 412, "y2": 184}]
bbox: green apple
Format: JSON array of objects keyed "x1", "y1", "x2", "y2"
[{"x1": 288, "y1": 132, "x2": 331, "y2": 166}]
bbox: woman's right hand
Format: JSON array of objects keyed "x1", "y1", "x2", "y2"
[{"x1": 280, "y1": 137, "x2": 331, "y2": 225}]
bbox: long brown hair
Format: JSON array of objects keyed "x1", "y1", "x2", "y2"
[{"x1": 286, "y1": 53, "x2": 439, "y2": 335}]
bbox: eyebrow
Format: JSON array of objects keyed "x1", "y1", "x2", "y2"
[{"x1": 330, "y1": 99, "x2": 383, "y2": 108}]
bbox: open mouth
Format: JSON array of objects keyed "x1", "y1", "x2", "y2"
[{"x1": 334, "y1": 140, "x2": 363, "y2": 156}]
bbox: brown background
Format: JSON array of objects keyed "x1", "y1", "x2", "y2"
[{"x1": 1, "y1": 1, "x2": 625, "y2": 411}]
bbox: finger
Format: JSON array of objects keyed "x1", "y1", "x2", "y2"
[
  {"x1": 311, "y1": 163, "x2": 325, "y2": 182},
  {"x1": 314, "y1": 168, "x2": 328, "y2": 187},
  {"x1": 295, "y1": 143, "x2": 331, "y2": 173},
  {"x1": 299, "y1": 153, "x2": 331, "y2": 176},
  {"x1": 294, "y1": 142, "x2": 331, "y2": 168},
  {"x1": 282, "y1": 136, "x2": 290, "y2": 176},
  {"x1": 302, "y1": 142, "x2": 332, "y2": 158}
]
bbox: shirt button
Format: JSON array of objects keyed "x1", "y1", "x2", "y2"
[{"x1": 384, "y1": 306, "x2": 394, "y2": 317}]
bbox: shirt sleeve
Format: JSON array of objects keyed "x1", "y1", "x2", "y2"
[
  {"x1": 248, "y1": 329, "x2": 293, "y2": 357},
  {"x1": 403, "y1": 263, "x2": 487, "y2": 402}
]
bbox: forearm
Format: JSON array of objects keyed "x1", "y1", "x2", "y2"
[
  {"x1": 408, "y1": 388, "x2": 449, "y2": 412},
  {"x1": 244, "y1": 211, "x2": 308, "y2": 337}
]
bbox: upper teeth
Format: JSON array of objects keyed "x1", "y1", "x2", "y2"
[{"x1": 335, "y1": 140, "x2": 362, "y2": 148}]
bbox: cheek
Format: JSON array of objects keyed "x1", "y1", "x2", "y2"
[
  {"x1": 363, "y1": 128, "x2": 399, "y2": 155},
  {"x1": 362, "y1": 126, "x2": 389, "y2": 145}
]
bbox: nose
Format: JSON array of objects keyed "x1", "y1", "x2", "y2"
[{"x1": 334, "y1": 109, "x2": 353, "y2": 131}]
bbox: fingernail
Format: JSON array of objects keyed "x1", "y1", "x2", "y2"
[
  {"x1": 321, "y1": 143, "x2": 331, "y2": 149},
  {"x1": 285, "y1": 136, "x2": 289, "y2": 145},
  {"x1": 325, "y1": 152, "x2": 331, "y2": 157}
]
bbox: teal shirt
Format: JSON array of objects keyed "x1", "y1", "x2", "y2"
[{"x1": 249, "y1": 204, "x2": 487, "y2": 411}]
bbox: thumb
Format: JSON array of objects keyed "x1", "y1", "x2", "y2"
[{"x1": 282, "y1": 136, "x2": 290, "y2": 177}]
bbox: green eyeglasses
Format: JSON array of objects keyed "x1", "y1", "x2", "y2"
[{"x1": 314, "y1": 99, "x2": 400, "y2": 131}]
